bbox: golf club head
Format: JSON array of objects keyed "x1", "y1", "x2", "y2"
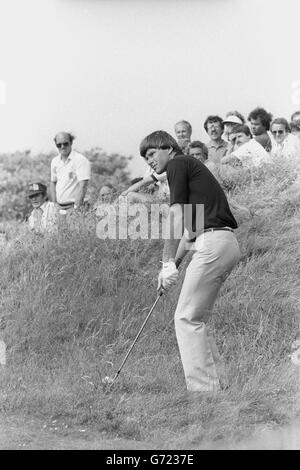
[
  {"x1": 102, "y1": 376, "x2": 114, "y2": 385},
  {"x1": 101, "y1": 294, "x2": 162, "y2": 389}
]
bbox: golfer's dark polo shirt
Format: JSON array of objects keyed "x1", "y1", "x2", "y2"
[
  {"x1": 207, "y1": 139, "x2": 228, "y2": 164},
  {"x1": 167, "y1": 154, "x2": 237, "y2": 235}
]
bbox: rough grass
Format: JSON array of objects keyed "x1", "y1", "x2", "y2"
[{"x1": 0, "y1": 157, "x2": 299, "y2": 448}]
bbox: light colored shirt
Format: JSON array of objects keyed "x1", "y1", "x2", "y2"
[
  {"x1": 51, "y1": 150, "x2": 91, "y2": 204},
  {"x1": 207, "y1": 139, "x2": 228, "y2": 164},
  {"x1": 270, "y1": 134, "x2": 300, "y2": 160},
  {"x1": 230, "y1": 138, "x2": 271, "y2": 169},
  {"x1": 28, "y1": 201, "x2": 58, "y2": 234},
  {"x1": 254, "y1": 132, "x2": 272, "y2": 152}
]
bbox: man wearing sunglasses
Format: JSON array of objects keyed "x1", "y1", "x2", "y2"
[
  {"x1": 50, "y1": 132, "x2": 91, "y2": 211},
  {"x1": 270, "y1": 118, "x2": 300, "y2": 160}
]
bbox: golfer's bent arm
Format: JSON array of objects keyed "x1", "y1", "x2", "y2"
[
  {"x1": 121, "y1": 175, "x2": 154, "y2": 196},
  {"x1": 162, "y1": 203, "x2": 184, "y2": 263}
]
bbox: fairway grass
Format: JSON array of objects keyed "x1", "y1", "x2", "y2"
[{"x1": 0, "y1": 157, "x2": 299, "y2": 448}]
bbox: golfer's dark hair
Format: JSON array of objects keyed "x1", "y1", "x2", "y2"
[
  {"x1": 291, "y1": 111, "x2": 300, "y2": 122},
  {"x1": 271, "y1": 117, "x2": 290, "y2": 132},
  {"x1": 54, "y1": 132, "x2": 76, "y2": 145},
  {"x1": 189, "y1": 140, "x2": 208, "y2": 159},
  {"x1": 247, "y1": 107, "x2": 273, "y2": 131},
  {"x1": 233, "y1": 124, "x2": 252, "y2": 137},
  {"x1": 140, "y1": 131, "x2": 181, "y2": 158},
  {"x1": 174, "y1": 120, "x2": 192, "y2": 135},
  {"x1": 203, "y1": 115, "x2": 224, "y2": 132},
  {"x1": 225, "y1": 110, "x2": 245, "y2": 124}
]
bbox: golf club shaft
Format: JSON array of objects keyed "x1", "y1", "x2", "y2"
[{"x1": 110, "y1": 292, "x2": 163, "y2": 384}]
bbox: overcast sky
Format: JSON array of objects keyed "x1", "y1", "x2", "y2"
[{"x1": 1, "y1": 0, "x2": 300, "y2": 175}]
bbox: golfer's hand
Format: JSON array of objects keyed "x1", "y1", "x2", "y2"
[{"x1": 157, "y1": 261, "x2": 179, "y2": 291}]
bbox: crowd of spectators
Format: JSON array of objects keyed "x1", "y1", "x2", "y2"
[{"x1": 26, "y1": 107, "x2": 300, "y2": 234}]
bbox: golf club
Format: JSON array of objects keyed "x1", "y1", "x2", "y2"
[
  {"x1": 102, "y1": 258, "x2": 183, "y2": 388},
  {"x1": 102, "y1": 290, "x2": 164, "y2": 387}
]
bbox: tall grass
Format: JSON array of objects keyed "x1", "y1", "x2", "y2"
[{"x1": 0, "y1": 157, "x2": 299, "y2": 447}]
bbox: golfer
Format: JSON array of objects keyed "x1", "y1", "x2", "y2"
[{"x1": 140, "y1": 131, "x2": 241, "y2": 393}]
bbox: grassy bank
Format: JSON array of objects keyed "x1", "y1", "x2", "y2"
[{"x1": 0, "y1": 157, "x2": 299, "y2": 448}]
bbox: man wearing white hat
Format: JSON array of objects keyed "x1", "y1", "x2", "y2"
[{"x1": 223, "y1": 111, "x2": 245, "y2": 143}]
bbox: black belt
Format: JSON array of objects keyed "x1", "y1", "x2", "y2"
[
  {"x1": 58, "y1": 203, "x2": 74, "y2": 209},
  {"x1": 204, "y1": 227, "x2": 234, "y2": 233}
]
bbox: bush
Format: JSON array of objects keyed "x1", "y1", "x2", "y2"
[{"x1": 0, "y1": 148, "x2": 131, "y2": 221}]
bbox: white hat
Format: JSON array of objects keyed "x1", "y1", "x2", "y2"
[{"x1": 223, "y1": 115, "x2": 243, "y2": 125}]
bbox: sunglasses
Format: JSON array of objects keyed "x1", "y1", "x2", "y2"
[{"x1": 56, "y1": 142, "x2": 70, "y2": 148}]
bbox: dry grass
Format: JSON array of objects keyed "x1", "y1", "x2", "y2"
[{"x1": 0, "y1": 157, "x2": 299, "y2": 448}]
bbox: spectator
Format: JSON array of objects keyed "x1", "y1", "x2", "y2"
[
  {"x1": 291, "y1": 111, "x2": 300, "y2": 124},
  {"x1": 290, "y1": 121, "x2": 300, "y2": 141},
  {"x1": 189, "y1": 140, "x2": 208, "y2": 163},
  {"x1": 50, "y1": 132, "x2": 91, "y2": 212},
  {"x1": 93, "y1": 184, "x2": 115, "y2": 211},
  {"x1": 99, "y1": 184, "x2": 114, "y2": 199},
  {"x1": 27, "y1": 182, "x2": 58, "y2": 234},
  {"x1": 247, "y1": 107, "x2": 273, "y2": 152},
  {"x1": 204, "y1": 115, "x2": 228, "y2": 164},
  {"x1": 270, "y1": 118, "x2": 300, "y2": 159},
  {"x1": 174, "y1": 120, "x2": 192, "y2": 155},
  {"x1": 95, "y1": 184, "x2": 115, "y2": 204},
  {"x1": 221, "y1": 124, "x2": 270, "y2": 169},
  {"x1": 290, "y1": 111, "x2": 300, "y2": 140},
  {"x1": 223, "y1": 111, "x2": 245, "y2": 142}
]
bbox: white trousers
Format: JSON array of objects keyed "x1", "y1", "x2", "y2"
[{"x1": 174, "y1": 230, "x2": 241, "y2": 392}]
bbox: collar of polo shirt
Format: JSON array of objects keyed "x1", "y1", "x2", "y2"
[
  {"x1": 60, "y1": 149, "x2": 74, "y2": 161},
  {"x1": 208, "y1": 139, "x2": 227, "y2": 149}
]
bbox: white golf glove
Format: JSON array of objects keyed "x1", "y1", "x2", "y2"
[{"x1": 158, "y1": 261, "x2": 179, "y2": 291}]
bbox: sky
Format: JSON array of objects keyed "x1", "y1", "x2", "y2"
[{"x1": 1, "y1": 0, "x2": 300, "y2": 176}]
